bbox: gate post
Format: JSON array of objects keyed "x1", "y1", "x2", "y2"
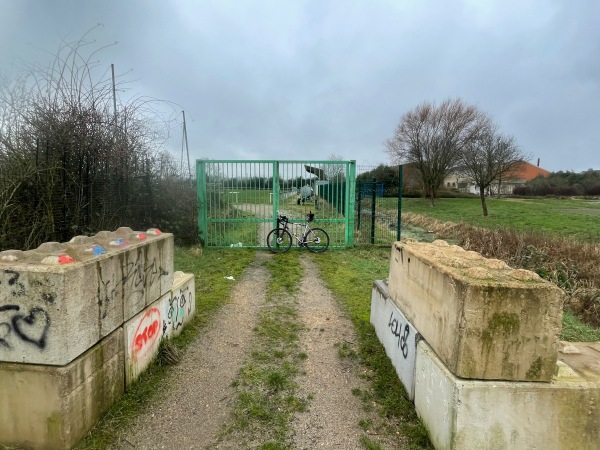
[
  {"x1": 272, "y1": 161, "x2": 280, "y2": 229},
  {"x1": 397, "y1": 164, "x2": 403, "y2": 241},
  {"x1": 197, "y1": 160, "x2": 208, "y2": 246},
  {"x1": 345, "y1": 160, "x2": 356, "y2": 247},
  {"x1": 371, "y1": 177, "x2": 377, "y2": 244}
]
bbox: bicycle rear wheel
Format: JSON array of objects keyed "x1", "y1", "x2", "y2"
[
  {"x1": 305, "y1": 228, "x2": 329, "y2": 253},
  {"x1": 267, "y1": 228, "x2": 292, "y2": 253}
]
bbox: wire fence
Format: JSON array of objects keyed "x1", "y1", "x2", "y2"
[
  {"x1": 1, "y1": 157, "x2": 402, "y2": 251},
  {"x1": 354, "y1": 165, "x2": 402, "y2": 245}
]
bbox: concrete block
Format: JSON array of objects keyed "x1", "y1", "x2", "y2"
[
  {"x1": 0, "y1": 229, "x2": 174, "y2": 366},
  {"x1": 370, "y1": 280, "x2": 421, "y2": 400},
  {"x1": 414, "y1": 340, "x2": 600, "y2": 450},
  {"x1": 162, "y1": 272, "x2": 196, "y2": 338},
  {"x1": 0, "y1": 328, "x2": 124, "y2": 450},
  {"x1": 0, "y1": 260, "x2": 100, "y2": 366},
  {"x1": 388, "y1": 240, "x2": 564, "y2": 381}
]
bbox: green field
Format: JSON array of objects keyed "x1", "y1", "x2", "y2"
[{"x1": 390, "y1": 197, "x2": 600, "y2": 241}]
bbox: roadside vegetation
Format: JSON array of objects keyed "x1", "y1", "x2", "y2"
[
  {"x1": 400, "y1": 196, "x2": 600, "y2": 241},
  {"x1": 395, "y1": 197, "x2": 600, "y2": 336}
]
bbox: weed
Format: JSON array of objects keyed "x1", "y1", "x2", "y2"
[
  {"x1": 220, "y1": 251, "x2": 305, "y2": 448},
  {"x1": 156, "y1": 339, "x2": 182, "y2": 366},
  {"x1": 360, "y1": 435, "x2": 383, "y2": 450}
]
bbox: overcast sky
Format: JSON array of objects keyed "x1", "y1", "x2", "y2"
[{"x1": 1, "y1": 0, "x2": 598, "y2": 172}]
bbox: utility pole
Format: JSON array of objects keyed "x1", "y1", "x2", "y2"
[
  {"x1": 111, "y1": 64, "x2": 117, "y2": 129},
  {"x1": 182, "y1": 111, "x2": 192, "y2": 180}
]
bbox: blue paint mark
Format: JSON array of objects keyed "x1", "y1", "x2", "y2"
[{"x1": 93, "y1": 245, "x2": 106, "y2": 256}]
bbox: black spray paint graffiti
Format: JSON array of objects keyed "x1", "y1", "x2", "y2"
[
  {"x1": 0, "y1": 305, "x2": 51, "y2": 350},
  {"x1": 0, "y1": 269, "x2": 26, "y2": 298},
  {"x1": 388, "y1": 312, "x2": 410, "y2": 359},
  {"x1": 164, "y1": 287, "x2": 192, "y2": 335},
  {"x1": 97, "y1": 253, "x2": 169, "y2": 319}
]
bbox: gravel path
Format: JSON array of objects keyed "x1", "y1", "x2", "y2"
[
  {"x1": 290, "y1": 258, "x2": 369, "y2": 449},
  {"x1": 111, "y1": 253, "x2": 271, "y2": 450},
  {"x1": 110, "y1": 252, "x2": 399, "y2": 449}
]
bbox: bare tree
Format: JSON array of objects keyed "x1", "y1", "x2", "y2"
[
  {"x1": 386, "y1": 98, "x2": 490, "y2": 205},
  {"x1": 324, "y1": 152, "x2": 345, "y2": 181},
  {"x1": 459, "y1": 128, "x2": 528, "y2": 216}
]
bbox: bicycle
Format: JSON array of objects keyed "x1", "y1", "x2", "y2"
[{"x1": 266, "y1": 211, "x2": 330, "y2": 253}]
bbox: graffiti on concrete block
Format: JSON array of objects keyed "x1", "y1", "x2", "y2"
[
  {"x1": 98, "y1": 253, "x2": 169, "y2": 319},
  {"x1": 166, "y1": 289, "x2": 190, "y2": 332},
  {"x1": 1, "y1": 269, "x2": 53, "y2": 351},
  {"x1": 0, "y1": 304, "x2": 51, "y2": 350},
  {"x1": 163, "y1": 285, "x2": 193, "y2": 337},
  {"x1": 131, "y1": 307, "x2": 161, "y2": 362},
  {"x1": 1, "y1": 269, "x2": 26, "y2": 298},
  {"x1": 388, "y1": 312, "x2": 410, "y2": 359}
]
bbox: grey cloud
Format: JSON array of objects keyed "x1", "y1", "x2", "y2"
[{"x1": 0, "y1": 0, "x2": 598, "y2": 171}]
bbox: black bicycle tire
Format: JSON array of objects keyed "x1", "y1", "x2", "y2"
[
  {"x1": 267, "y1": 228, "x2": 292, "y2": 253},
  {"x1": 305, "y1": 227, "x2": 329, "y2": 253}
]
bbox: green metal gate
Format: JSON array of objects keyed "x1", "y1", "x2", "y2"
[{"x1": 196, "y1": 160, "x2": 356, "y2": 248}]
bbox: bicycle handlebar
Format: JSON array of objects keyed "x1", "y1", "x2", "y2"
[{"x1": 277, "y1": 211, "x2": 314, "y2": 224}]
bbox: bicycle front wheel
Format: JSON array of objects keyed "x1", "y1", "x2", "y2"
[
  {"x1": 305, "y1": 228, "x2": 329, "y2": 253},
  {"x1": 267, "y1": 228, "x2": 292, "y2": 253}
]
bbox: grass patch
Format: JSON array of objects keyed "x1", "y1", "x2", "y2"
[
  {"x1": 397, "y1": 197, "x2": 600, "y2": 242},
  {"x1": 561, "y1": 311, "x2": 600, "y2": 341},
  {"x1": 311, "y1": 248, "x2": 433, "y2": 450},
  {"x1": 75, "y1": 247, "x2": 256, "y2": 450},
  {"x1": 219, "y1": 251, "x2": 306, "y2": 448}
]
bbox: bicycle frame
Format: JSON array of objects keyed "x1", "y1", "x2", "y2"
[
  {"x1": 268, "y1": 211, "x2": 329, "y2": 253},
  {"x1": 279, "y1": 219, "x2": 312, "y2": 246}
]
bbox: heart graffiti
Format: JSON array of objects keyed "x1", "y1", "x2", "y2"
[{"x1": 11, "y1": 307, "x2": 51, "y2": 349}]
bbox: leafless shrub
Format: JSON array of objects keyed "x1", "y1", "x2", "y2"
[{"x1": 0, "y1": 27, "x2": 196, "y2": 250}]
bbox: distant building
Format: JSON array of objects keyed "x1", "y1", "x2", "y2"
[{"x1": 444, "y1": 161, "x2": 551, "y2": 195}]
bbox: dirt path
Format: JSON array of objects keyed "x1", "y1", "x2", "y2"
[
  {"x1": 111, "y1": 252, "x2": 396, "y2": 449},
  {"x1": 110, "y1": 253, "x2": 271, "y2": 449},
  {"x1": 290, "y1": 258, "x2": 371, "y2": 449}
]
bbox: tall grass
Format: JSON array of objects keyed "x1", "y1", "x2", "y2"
[{"x1": 403, "y1": 213, "x2": 600, "y2": 329}]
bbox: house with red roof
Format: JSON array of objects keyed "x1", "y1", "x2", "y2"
[
  {"x1": 492, "y1": 160, "x2": 550, "y2": 195},
  {"x1": 444, "y1": 161, "x2": 551, "y2": 195}
]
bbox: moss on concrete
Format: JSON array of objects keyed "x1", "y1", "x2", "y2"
[
  {"x1": 489, "y1": 312, "x2": 520, "y2": 335},
  {"x1": 526, "y1": 357, "x2": 543, "y2": 380},
  {"x1": 482, "y1": 312, "x2": 521, "y2": 349},
  {"x1": 46, "y1": 412, "x2": 63, "y2": 447}
]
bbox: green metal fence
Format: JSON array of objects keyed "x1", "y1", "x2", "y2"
[
  {"x1": 354, "y1": 165, "x2": 403, "y2": 246},
  {"x1": 197, "y1": 160, "x2": 356, "y2": 248}
]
